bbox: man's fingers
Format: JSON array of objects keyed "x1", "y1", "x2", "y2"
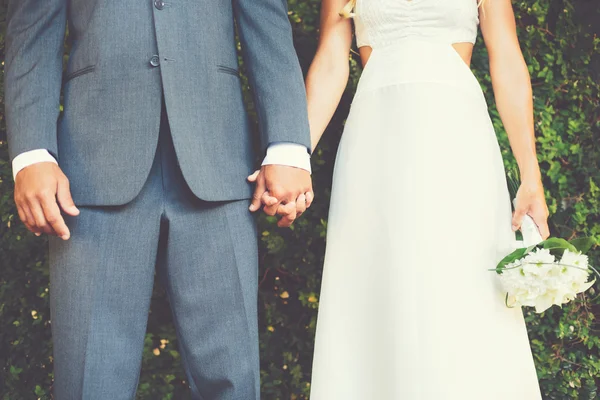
[
  {"x1": 57, "y1": 178, "x2": 80, "y2": 216},
  {"x1": 41, "y1": 196, "x2": 70, "y2": 240},
  {"x1": 16, "y1": 205, "x2": 27, "y2": 225},
  {"x1": 258, "y1": 164, "x2": 312, "y2": 222},
  {"x1": 28, "y1": 199, "x2": 55, "y2": 235},
  {"x1": 18, "y1": 205, "x2": 40, "y2": 235},
  {"x1": 22, "y1": 206, "x2": 40, "y2": 235},
  {"x1": 13, "y1": 164, "x2": 78, "y2": 237},
  {"x1": 512, "y1": 207, "x2": 527, "y2": 232},
  {"x1": 249, "y1": 172, "x2": 279, "y2": 213},
  {"x1": 249, "y1": 175, "x2": 267, "y2": 212}
]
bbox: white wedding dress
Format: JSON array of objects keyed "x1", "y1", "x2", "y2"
[{"x1": 310, "y1": 0, "x2": 543, "y2": 398}]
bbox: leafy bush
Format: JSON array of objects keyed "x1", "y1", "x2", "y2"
[{"x1": 1, "y1": 0, "x2": 599, "y2": 399}]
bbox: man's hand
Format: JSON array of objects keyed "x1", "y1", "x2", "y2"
[
  {"x1": 248, "y1": 165, "x2": 313, "y2": 228},
  {"x1": 14, "y1": 162, "x2": 80, "y2": 239}
]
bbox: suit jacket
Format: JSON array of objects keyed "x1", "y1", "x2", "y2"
[{"x1": 5, "y1": 0, "x2": 311, "y2": 205}]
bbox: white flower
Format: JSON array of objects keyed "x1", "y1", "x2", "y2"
[
  {"x1": 497, "y1": 248, "x2": 595, "y2": 313},
  {"x1": 561, "y1": 250, "x2": 589, "y2": 269},
  {"x1": 521, "y1": 248, "x2": 556, "y2": 276},
  {"x1": 523, "y1": 248, "x2": 556, "y2": 264}
]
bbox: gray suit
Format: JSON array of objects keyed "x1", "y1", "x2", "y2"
[
  {"x1": 6, "y1": 0, "x2": 310, "y2": 204},
  {"x1": 5, "y1": 0, "x2": 310, "y2": 398}
]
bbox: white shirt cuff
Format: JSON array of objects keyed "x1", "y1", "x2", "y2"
[
  {"x1": 261, "y1": 142, "x2": 311, "y2": 174},
  {"x1": 12, "y1": 149, "x2": 58, "y2": 181}
]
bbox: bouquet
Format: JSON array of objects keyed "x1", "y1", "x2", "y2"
[{"x1": 492, "y1": 170, "x2": 598, "y2": 313}]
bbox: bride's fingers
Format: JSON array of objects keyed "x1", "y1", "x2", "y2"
[
  {"x1": 277, "y1": 202, "x2": 297, "y2": 228},
  {"x1": 263, "y1": 192, "x2": 281, "y2": 216},
  {"x1": 247, "y1": 170, "x2": 260, "y2": 182},
  {"x1": 296, "y1": 193, "x2": 307, "y2": 216},
  {"x1": 530, "y1": 212, "x2": 550, "y2": 239},
  {"x1": 305, "y1": 191, "x2": 314, "y2": 208},
  {"x1": 261, "y1": 191, "x2": 279, "y2": 207},
  {"x1": 512, "y1": 207, "x2": 527, "y2": 232},
  {"x1": 276, "y1": 201, "x2": 296, "y2": 216},
  {"x1": 249, "y1": 174, "x2": 266, "y2": 212}
]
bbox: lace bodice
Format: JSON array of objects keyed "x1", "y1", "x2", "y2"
[{"x1": 354, "y1": 0, "x2": 480, "y2": 48}]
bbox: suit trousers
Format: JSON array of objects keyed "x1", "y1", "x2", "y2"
[{"x1": 49, "y1": 106, "x2": 260, "y2": 400}]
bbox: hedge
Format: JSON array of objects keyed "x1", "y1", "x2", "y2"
[{"x1": 1, "y1": 0, "x2": 599, "y2": 399}]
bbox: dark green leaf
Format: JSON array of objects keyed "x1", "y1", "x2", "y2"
[
  {"x1": 540, "y1": 237, "x2": 578, "y2": 252},
  {"x1": 569, "y1": 237, "x2": 596, "y2": 253}
]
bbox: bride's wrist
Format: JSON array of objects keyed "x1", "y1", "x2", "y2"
[
  {"x1": 518, "y1": 165, "x2": 542, "y2": 184},
  {"x1": 520, "y1": 175, "x2": 542, "y2": 186},
  {"x1": 519, "y1": 177, "x2": 544, "y2": 194}
]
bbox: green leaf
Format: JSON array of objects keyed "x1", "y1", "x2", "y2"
[
  {"x1": 570, "y1": 237, "x2": 596, "y2": 253},
  {"x1": 540, "y1": 237, "x2": 578, "y2": 252},
  {"x1": 34, "y1": 385, "x2": 45, "y2": 397},
  {"x1": 497, "y1": 247, "x2": 529, "y2": 270},
  {"x1": 9, "y1": 365, "x2": 22, "y2": 376},
  {"x1": 506, "y1": 168, "x2": 521, "y2": 200}
]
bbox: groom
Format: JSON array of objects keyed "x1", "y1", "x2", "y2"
[{"x1": 5, "y1": 0, "x2": 312, "y2": 399}]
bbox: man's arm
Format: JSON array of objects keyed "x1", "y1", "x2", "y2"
[
  {"x1": 234, "y1": 0, "x2": 314, "y2": 226},
  {"x1": 5, "y1": 0, "x2": 67, "y2": 160},
  {"x1": 6, "y1": 0, "x2": 79, "y2": 239},
  {"x1": 233, "y1": 0, "x2": 312, "y2": 151}
]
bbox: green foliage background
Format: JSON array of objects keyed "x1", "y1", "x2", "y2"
[{"x1": 1, "y1": 0, "x2": 599, "y2": 399}]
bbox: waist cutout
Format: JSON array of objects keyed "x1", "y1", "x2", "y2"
[{"x1": 355, "y1": 39, "x2": 484, "y2": 99}]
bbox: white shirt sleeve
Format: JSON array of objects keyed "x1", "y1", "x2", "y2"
[
  {"x1": 12, "y1": 143, "x2": 311, "y2": 182},
  {"x1": 261, "y1": 142, "x2": 311, "y2": 174},
  {"x1": 12, "y1": 149, "x2": 58, "y2": 181}
]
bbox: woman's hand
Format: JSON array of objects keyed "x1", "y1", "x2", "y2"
[{"x1": 512, "y1": 179, "x2": 550, "y2": 239}]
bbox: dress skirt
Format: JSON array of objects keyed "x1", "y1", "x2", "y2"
[{"x1": 309, "y1": 39, "x2": 542, "y2": 399}]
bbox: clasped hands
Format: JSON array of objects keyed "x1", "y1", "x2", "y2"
[
  {"x1": 13, "y1": 163, "x2": 312, "y2": 241},
  {"x1": 247, "y1": 165, "x2": 314, "y2": 227}
]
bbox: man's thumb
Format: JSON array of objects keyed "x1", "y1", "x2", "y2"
[{"x1": 57, "y1": 179, "x2": 80, "y2": 216}]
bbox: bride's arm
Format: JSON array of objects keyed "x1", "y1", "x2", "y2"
[
  {"x1": 305, "y1": 0, "x2": 354, "y2": 152},
  {"x1": 480, "y1": 0, "x2": 550, "y2": 238}
]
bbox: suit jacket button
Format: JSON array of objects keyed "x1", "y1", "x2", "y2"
[
  {"x1": 154, "y1": 0, "x2": 165, "y2": 10},
  {"x1": 150, "y1": 55, "x2": 160, "y2": 67}
]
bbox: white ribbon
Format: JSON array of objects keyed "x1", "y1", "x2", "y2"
[{"x1": 513, "y1": 198, "x2": 544, "y2": 248}]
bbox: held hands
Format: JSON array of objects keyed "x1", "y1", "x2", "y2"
[
  {"x1": 14, "y1": 162, "x2": 79, "y2": 240},
  {"x1": 248, "y1": 165, "x2": 314, "y2": 228},
  {"x1": 512, "y1": 178, "x2": 550, "y2": 239}
]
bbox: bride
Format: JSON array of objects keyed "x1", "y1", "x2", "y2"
[{"x1": 304, "y1": 0, "x2": 549, "y2": 398}]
